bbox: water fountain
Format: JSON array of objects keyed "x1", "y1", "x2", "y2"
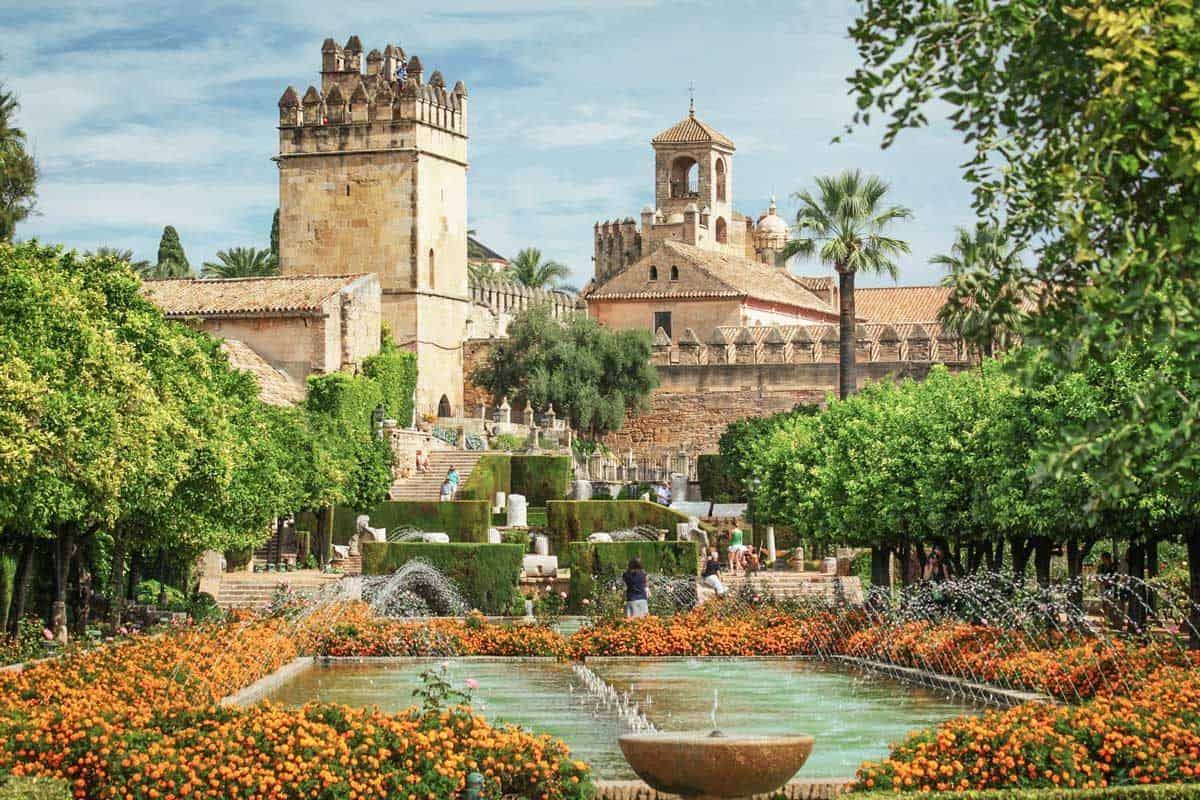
[
  {"x1": 618, "y1": 687, "x2": 814, "y2": 799},
  {"x1": 361, "y1": 559, "x2": 469, "y2": 617}
]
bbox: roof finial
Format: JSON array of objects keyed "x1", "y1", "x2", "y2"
[{"x1": 688, "y1": 81, "x2": 695, "y2": 116}]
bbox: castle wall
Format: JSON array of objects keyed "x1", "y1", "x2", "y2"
[
  {"x1": 196, "y1": 316, "x2": 330, "y2": 383},
  {"x1": 602, "y1": 360, "x2": 950, "y2": 457},
  {"x1": 590, "y1": 297, "x2": 745, "y2": 336}
]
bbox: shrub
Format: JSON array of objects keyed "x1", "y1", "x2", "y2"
[
  {"x1": 332, "y1": 500, "x2": 491, "y2": 543},
  {"x1": 696, "y1": 453, "x2": 743, "y2": 503},
  {"x1": 854, "y1": 785, "x2": 1200, "y2": 800},
  {"x1": 489, "y1": 433, "x2": 526, "y2": 452},
  {"x1": 360, "y1": 542, "x2": 524, "y2": 614},
  {"x1": 456, "y1": 453, "x2": 511, "y2": 502},
  {"x1": 511, "y1": 455, "x2": 571, "y2": 505},
  {"x1": 133, "y1": 579, "x2": 187, "y2": 611},
  {"x1": 566, "y1": 541, "x2": 699, "y2": 612},
  {"x1": 546, "y1": 500, "x2": 689, "y2": 555}
]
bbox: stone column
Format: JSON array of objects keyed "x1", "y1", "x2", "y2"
[
  {"x1": 765, "y1": 526, "x2": 777, "y2": 564},
  {"x1": 507, "y1": 494, "x2": 528, "y2": 527}
]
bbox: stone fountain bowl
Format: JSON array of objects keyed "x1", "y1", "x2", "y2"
[{"x1": 618, "y1": 731, "x2": 814, "y2": 799}]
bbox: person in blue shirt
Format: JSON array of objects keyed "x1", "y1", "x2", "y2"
[
  {"x1": 622, "y1": 558, "x2": 650, "y2": 618},
  {"x1": 446, "y1": 467, "x2": 459, "y2": 498}
]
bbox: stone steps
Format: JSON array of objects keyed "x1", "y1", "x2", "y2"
[
  {"x1": 701, "y1": 573, "x2": 863, "y2": 604},
  {"x1": 389, "y1": 451, "x2": 487, "y2": 501},
  {"x1": 213, "y1": 571, "x2": 342, "y2": 609}
]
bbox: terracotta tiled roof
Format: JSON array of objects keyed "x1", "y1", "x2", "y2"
[
  {"x1": 142, "y1": 274, "x2": 371, "y2": 317},
  {"x1": 796, "y1": 276, "x2": 834, "y2": 293},
  {"x1": 587, "y1": 240, "x2": 835, "y2": 316},
  {"x1": 853, "y1": 286, "x2": 953, "y2": 323},
  {"x1": 651, "y1": 113, "x2": 735, "y2": 149},
  {"x1": 219, "y1": 340, "x2": 305, "y2": 407}
]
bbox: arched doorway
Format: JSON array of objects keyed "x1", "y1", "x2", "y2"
[
  {"x1": 715, "y1": 216, "x2": 728, "y2": 243},
  {"x1": 437, "y1": 395, "x2": 452, "y2": 418},
  {"x1": 715, "y1": 158, "x2": 727, "y2": 202}
]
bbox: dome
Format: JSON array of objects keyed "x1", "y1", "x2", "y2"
[{"x1": 755, "y1": 194, "x2": 789, "y2": 247}]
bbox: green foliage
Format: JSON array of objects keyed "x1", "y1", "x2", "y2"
[
  {"x1": 332, "y1": 501, "x2": 492, "y2": 544},
  {"x1": 359, "y1": 542, "x2": 523, "y2": 613},
  {"x1": 133, "y1": 579, "x2": 187, "y2": 611},
  {"x1": 508, "y1": 247, "x2": 569, "y2": 288},
  {"x1": 716, "y1": 405, "x2": 818, "y2": 503},
  {"x1": 472, "y1": 304, "x2": 658, "y2": 439},
  {"x1": 933, "y1": 223, "x2": 1029, "y2": 358},
  {"x1": 201, "y1": 246, "x2": 278, "y2": 278},
  {"x1": 457, "y1": 454, "x2": 570, "y2": 507},
  {"x1": 362, "y1": 345, "x2": 417, "y2": 426},
  {"x1": 455, "y1": 454, "x2": 512, "y2": 503},
  {"x1": 269, "y1": 208, "x2": 280, "y2": 260},
  {"x1": 510, "y1": 456, "x2": 571, "y2": 505},
  {"x1": 0, "y1": 82, "x2": 37, "y2": 242},
  {"x1": 783, "y1": 170, "x2": 912, "y2": 399},
  {"x1": 696, "y1": 454, "x2": 743, "y2": 503},
  {"x1": 488, "y1": 433, "x2": 526, "y2": 452},
  {"x1": 546, "y1": 500, "x2": 689, "y2": 556},
  {"x1": 845, "y1": 0, "x2": 1200, "y2": 504},
  {"x1": 566, "y1": 541, "x2": 699, "y2": 612},
  {"x1": 0, "y1": 776, "x2": 71, "y2": 800},
  {"x1": 153, "y1": 226, "x2": 191, "y2": 279}
]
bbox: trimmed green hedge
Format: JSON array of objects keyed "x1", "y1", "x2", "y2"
[
  {"x1": 331, "y1": 501, "x2": 491, "y2": 544},
  {"x1": 456, "y1": 454, "x2": 511, "y2": 503},
  {"x1": 696, "y1": 453, "x2": 744, "y2": 503},
  {"x1": 511, "y1": 455, "x2": 571, "y2": 505},
  {"x1": 855, "y1": 786, "x2": 1200, "y2": 800},
  {"x1": 0, "y1": 777, "x2": 71, "y2": 800},
  {"x1": 546, "y1": 500, "x2": 690, "y2": 555},
  {"x1": 360, "y1": 542, "x2": 523, "y2": 614},
  {"x1": 457, "y1": 454, "x2": 570, "y2": 507},
  {"x1": 566, "y1": 541, "x2": 700, "y2": 612}
]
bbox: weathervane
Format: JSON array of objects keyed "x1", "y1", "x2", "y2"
[{"x1": 688, "y1": 82, "x2": 695, "y2": 115}]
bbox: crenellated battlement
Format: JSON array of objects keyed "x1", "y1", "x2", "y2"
[
  {"x1": 649, "y1": 322, "x2": 969, "y2": 366},
  {"x1": 278, "y1": 36, "x2": 468, "y2": 161}
]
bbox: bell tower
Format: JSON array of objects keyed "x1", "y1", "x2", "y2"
[{"x1": 650, "y1": 100, "x2": 735, "y2": 244}]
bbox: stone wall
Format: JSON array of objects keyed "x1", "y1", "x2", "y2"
[{"x1": 604, "y1": 386, "x2": 827, "y2": 455}]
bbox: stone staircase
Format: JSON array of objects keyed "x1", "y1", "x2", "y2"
[
  {"x1": 212, "y1": 570, "x2": 343, "y2": 610},
  {"x1": 701, "y1": 572, "x2": 864, "y2": 605},
  {"x1": 389, "y1": 451, "x2": 487, "y2": 501}
]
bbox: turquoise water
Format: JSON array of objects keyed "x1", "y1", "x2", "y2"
[{"x1": 265, "y1": 658, "x2": 975, "y2": 780}]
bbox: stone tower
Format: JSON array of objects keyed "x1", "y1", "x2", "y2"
[
  {"x1": 651, "y1": 98, "x2": 735, "y2": 235},
  {"x1": 593, "y1": 103, "x2": 756, "y2": 282},
  {"x1": 276, "y1": 36, "x2": 471, "y2": 416}
]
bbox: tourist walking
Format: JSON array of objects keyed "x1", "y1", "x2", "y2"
[
  {"x1": 622, "y1": 558, "x2": 650, "y2": 618},
  {"x1": 446, "y1": 467, "x2": 459, "y2": 498},
  {"x1": 728, "y1": 527, "x2": 748, "y2": 572},
  {"x1": 439, "y1": 479, "x2": 454, "y2": 502},
  {"x1": 702, "y1": 547, "x2": 727, "y2": 597},
  {"x1": 655, "y1": 481, "x2": 672, "y2": 505}
]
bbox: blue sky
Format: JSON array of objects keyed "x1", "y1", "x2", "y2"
[{"x1": 1, "y1": 0, "x2": 978, "y2": 288}]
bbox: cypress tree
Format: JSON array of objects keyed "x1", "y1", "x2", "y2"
[
  {"x1": 270, "y1": 209, "x2": 280, "y2": 260},
  {"x1": 155, "y1": 226, "x2": 190, "y2": 278}
]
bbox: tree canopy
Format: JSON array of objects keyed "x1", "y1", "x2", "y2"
[
  {"x1": 508, "y1": 247, "x2": 569, "y2": 289},
  {"x1": 0, "y1": 242, "x2": 414, "y2": 637},
  {"x1": 201, "y1": 246, "x2": 279, "y2": 279},
  {"x1": 153, "y1": 225, "x2": 191, "y2": 279},
  {"x1": 471, "y1": 304, "x2": 657, "y2": 439},
  {"x1": 0, "y1": 81, "x2": 36, "y2": 242},
  {"x1": 846, "y1": 0, "x2": 1200, "y2": 504}
]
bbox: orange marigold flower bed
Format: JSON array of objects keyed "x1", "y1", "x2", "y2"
[
  {"x1": 0, "y1": 616, "x2": 591, "y2": 799},
  {"x1": 857, "y1": 664, "x2": 1200, "y2": 793}
]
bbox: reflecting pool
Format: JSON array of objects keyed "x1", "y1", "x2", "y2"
[{"x1": 266, "y1": 658, "x2": 976, "y2": 779}]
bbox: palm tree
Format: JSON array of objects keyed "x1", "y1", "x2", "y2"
[
  {"x1": 934, "y1": 224, "x2": 1030, "y2": 358},
  {"x1": 784, "y1": 170, "x2": 912, "y2": 399},
  {"x1": 201, "y1": 247, "x2": 279, "y2": 279},
  {"x1": 469, "y1": 259, "x2": 507, "y2": 284},
  {"x1": 508, "y1": 247, "x2": 569, "y2": 289},
  {"x1": 90, "y1": 246, "x2": 152, "y2": 276}
]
